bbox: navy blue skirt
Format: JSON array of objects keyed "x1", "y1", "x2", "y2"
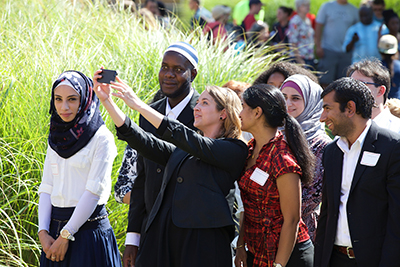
[{"x1": 40, "y1": 205, "x2": 122, "y2": 267}]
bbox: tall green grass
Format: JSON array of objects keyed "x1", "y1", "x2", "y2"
[
  {"x1": 0, "y1": 138, "x2": 43, "y2": 266},
  {"x1": 0, "y1": 0, "x2": 277, "y2": 265}
]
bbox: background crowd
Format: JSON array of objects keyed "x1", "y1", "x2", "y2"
[{"x1": 125, "y1": 0, "x2": 400, "y2": 94}]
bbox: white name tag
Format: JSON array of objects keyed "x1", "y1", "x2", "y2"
[
  {"x1": 250, "y1": 167, "x2": 269, "y2": 186},
  {"x1": 360, "y1": 151, "x2": 380, "y2": 167}
]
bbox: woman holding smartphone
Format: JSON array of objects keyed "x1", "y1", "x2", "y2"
[
  {"x1": 93, "y1": 68, "x2": 248, "y2": 267},
  {"x1": 37, "y1": 70, "x2": 121, "y2": 266}
]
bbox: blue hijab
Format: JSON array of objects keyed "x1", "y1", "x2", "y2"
[{"x1": 48, "y1": 70, "x2": 104, "y2": 158}]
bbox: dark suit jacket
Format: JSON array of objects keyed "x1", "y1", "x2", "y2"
[
  {"x1": 314, "y1": 122, "x2": 400, "y2": 267},
  {"x1": 118, "y1": 116, "x2": 248, "y2": 231},
  {"x1": 126, "y1": 91, "x2": 199, "y2": 233}
]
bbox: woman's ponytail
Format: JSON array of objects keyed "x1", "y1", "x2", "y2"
[{"x1": 284, "y1": 115, "x2": 315, "y2": 185}]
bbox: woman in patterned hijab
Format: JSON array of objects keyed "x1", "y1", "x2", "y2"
[
  {"x1": 48, "y1": 70, "x2": 104, "y2": 158},
  {"x1": 38, "y1": 70, "x2": 121, "y2": 266}
]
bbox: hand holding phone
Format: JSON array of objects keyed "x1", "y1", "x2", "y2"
[{"x1": 97, "y1": 69, "x2": 118, "y2": 84}]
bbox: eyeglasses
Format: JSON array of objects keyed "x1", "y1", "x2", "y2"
[{"x1": 360, "y1": 81, "x2": 381, "y2": 87}]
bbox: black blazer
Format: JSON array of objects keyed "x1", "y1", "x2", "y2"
[
  {"x1": 126, "y1": 92, "x2": 200, "y2": 233},
  {"x1": 314, "y1": 122, "x2": 400, "y2": 267},
  {"x1": 118, "y1": 116, "x2": 248, "y2": 231}
]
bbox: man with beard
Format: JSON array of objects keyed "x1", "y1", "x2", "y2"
[
  {"x1": 122, "y1": 42, "x2": 200, "y2": 267},
  {"x1": 315, "y1": 77, "x2": 400, "y2": 267}
]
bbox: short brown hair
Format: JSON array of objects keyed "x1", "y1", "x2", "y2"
[
  {"x1": 347, "y1": 58, "x2": 391, "y2": 103},
  {"x1": 222, "y1": 80, "x2": 251, "y2": 97}
]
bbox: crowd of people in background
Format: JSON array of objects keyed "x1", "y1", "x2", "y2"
[
  {"x1": 124, "y1": 0, "x2": 400, "y2": 99},
  {"x1": 37, "y1": 0, "x2": 400, "y2": 267}
]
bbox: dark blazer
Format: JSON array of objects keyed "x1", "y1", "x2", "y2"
[
  {"x1": 126, "y1": 92, "x2": 199, "y2": 233},
  {"x1": 118, "y1": 116, "x2": 248, "y2": 231},
  {"x1": 314, "y1": 122, "x2": 400, "y2": 267}
]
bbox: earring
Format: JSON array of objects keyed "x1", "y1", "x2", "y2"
[{"x1": 220, "y1": 117, "x2": 223, "y2": 120}]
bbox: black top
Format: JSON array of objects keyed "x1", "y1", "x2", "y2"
[
  {"x1": 126, "y1": 93, "x2": 199, "y2": 234},
  {"x1": 117, "y1": 116, "x2": 248, "y2": 230}
]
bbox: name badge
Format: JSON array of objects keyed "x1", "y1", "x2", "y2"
[
  {"x1": 250, "y1": 167, "x2": 269, "y2": 186},
  {"x1": 360, "y1": 151, "x2": 380, "y2": 167}
]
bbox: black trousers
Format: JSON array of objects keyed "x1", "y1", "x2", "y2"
[{"x1": 247, "y1": 239, "x2": 314, "y2": 267}]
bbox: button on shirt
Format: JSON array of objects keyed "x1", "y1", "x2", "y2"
[
  {"x1": 38, "y1": 125, "x2": 117, "y2": 206},
  {"x1": 335, "y1": 120, "x2": 371, "y2": 247}
]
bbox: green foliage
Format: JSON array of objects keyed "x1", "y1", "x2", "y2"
[
  {"x1": 0, "y1": 0, "x2": 277, "y2": 265},
  {"x1": 0, "y1": 138, "x2": 43, "y2": 266}
]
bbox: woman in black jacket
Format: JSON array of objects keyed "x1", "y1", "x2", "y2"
[{"x1": 93, "y1": 70, "x2": 248, "y2": 267}]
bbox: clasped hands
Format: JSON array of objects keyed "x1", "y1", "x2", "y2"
[
  {"x1": 39, "y1": 230, "x2": 69, "y2": 262},
  {"x1": 93, "y1": 68, "x2": 144, "y2": 111}
]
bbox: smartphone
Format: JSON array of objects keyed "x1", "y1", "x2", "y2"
[{"x1": 97, "y1": 69, "x2": 118, "y2": 84}]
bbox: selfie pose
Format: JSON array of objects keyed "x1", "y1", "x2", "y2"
[
  {"x1": 37, "y1": 71, "x2": 121, "y2": 266},
  {"x1": 93, "y1": 65, "x2": 247, "y2": 266}
]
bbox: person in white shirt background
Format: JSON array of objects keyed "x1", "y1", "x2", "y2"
[
  {"x1": 37, "y1": 70, "x2": 121, "y2": 266},
  {"x1": 347, "y1": 58, "x2": 400, "y2": 134}
]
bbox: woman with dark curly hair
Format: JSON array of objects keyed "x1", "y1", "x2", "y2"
[{"x1": 253, "y1": 61, "x2": 319, "y2": 88}]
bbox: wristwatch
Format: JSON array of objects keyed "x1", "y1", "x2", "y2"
[
  {"x1": 60, "y1": 228, "x2": 75, "y2": 241},
  {"x1": 273, "y1": 263, "x2": 283, "y2": 267}
]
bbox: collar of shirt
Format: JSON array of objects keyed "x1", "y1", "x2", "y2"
[
  {"x1": 165, "y1": 88, "x2": 194, "y2": 120},
  {"x1": 373, "y1": 106, "x2": 389, "y2": 123},
  {"x1": 374, "y1": 105, "x2": 397, "y2": 124},
  {"x1": 334, "y1": 119, "x2": 371, "y2": 247},
  {"x1": 373, "y1": 106, "x2": 400, "y2": 133},
  {"x1": 336, "y1": 119, "x2": 372, "y2": 154},
  {"x1": 247, "y1": 132, "x2": 283, "y2": 159}
]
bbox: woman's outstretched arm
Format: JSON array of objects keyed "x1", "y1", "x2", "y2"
[
  {"x1": 93, "y1": 69, "x2": 174, "y2": 165},
  {"x1": 92, "y1": 69, "x2": 126, "y2": 127}
]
